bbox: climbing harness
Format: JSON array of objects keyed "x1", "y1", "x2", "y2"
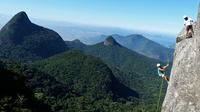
[{"x1": 156, "y1": 78, "x2": 164, "y2": 112}]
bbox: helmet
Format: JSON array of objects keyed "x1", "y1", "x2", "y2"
[
  {"x1": 183, "y1": 15, "x2": 188, "y2": 19},
  {"x1": 157, "y1": 63, "x2": 161, "y2": 67}
]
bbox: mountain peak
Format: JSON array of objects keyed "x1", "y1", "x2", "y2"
[
  {"x1": 73, "y1": 39, "x2": 81, "y2": 43},
  {"x1": 15, "y1": 11, "x2": 28, "y2": 18},
  {"x1": 0, "y1": 11, "x2": 35, "y2": 45},
  {"x1": 0, "y1": 12, "x2": 68, "y2": 61},
  {"x1": 6, "y1": 11, "x2": 31, "y2": 26},
  {"x1": 104, "y1": 36, "x2": 120, "y2": 46},
  {"x1": 127, "y1": 34, "x2": 145, "y2": 38}
]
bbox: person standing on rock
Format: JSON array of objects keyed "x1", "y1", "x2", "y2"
[
  {"x1": 184, "y1": 15, "x2": 195, "y2": 37},
  {"x1": 157, "y1": 63, "x2": 169, "y2": 83}
]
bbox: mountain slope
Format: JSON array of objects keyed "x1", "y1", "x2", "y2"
[
  {"x1": 83, "y1": 36, "x2": 158, "y2": 74},
  {"x1": 67, "y1": 34, "x2": 174, "y2": 61},
  {"x1": 0, "y1": 61, "x2": 51, "y2": 112},
  {"x1": 32, "y1": 50, "x2": 140, "y2": 111},
  {"x1": 65, "y1": 39, "x2": 88, "y2": 51},
  {"x1": 1, "y1": 59, "x2": 71, "y2": 111},
  {"x1": 0, "y1": 11, "x2": 68, "y2": 62},
  {"x1": 1, "y1": 49, "x2": 141, "y2": 111},
  {"x1": 112, "y1": 34, "x2": 174, "y2": 61},
  {"x1": 34, "y1": 50, "x2": 138, "y2": 99},
  {"x1": 66, "y1": 36, "x2": 170, "y2": 108}
]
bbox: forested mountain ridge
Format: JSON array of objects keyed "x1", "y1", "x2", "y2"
[
  {"x1": 0, "y1": 61, "x2": 51, "y2": 112},
  {"x1": 0, "y1": 50, "x2": 141, "y2": 111},
  {"x1": 34, "y1": 50, "x2": 139, "y2": 100},
  {"x1": 66, "y1": 36, "x2": 159, "y2": 74},
  {"x1": 65, "y1": 36, "x2": 171, "y2": 109},
  {"x1": 114, "y1": 34, "x2": 174, "y2": 61},
  {"x1": 0, "y1": 11, "x2": 68, "y2": 62},
  {"x1": 0, "y1": 11, "x2": 172, "y2": 112},
  {"x1": 65, "y1": 39, "x2": 88, "y2": 51}
]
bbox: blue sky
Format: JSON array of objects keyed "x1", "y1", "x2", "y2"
[{"x1": 0, "y1": 0, "x2": 199, "y2": 34}]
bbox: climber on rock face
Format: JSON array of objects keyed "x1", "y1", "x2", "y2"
[
  {"x1": 157, "y1": 63, "x2": 169, "y2": 83},
  {"x1": 184, "y1": 15, "x2": 195, "y2": 37}
]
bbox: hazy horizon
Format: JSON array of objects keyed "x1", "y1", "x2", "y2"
[
  {"x1": 0, "y1": 11, "x2": 176, "y2": 47},
  {"x1": 0, "y1": 11, "x2": 177, "y2": 36},
  {"x1": 0, "y1": 0, "x2": 199, "y2": 34}
]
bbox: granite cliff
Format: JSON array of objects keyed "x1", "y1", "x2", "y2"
[{"x1": 162, "y1": 2, "x2": 200, "y2": 112}]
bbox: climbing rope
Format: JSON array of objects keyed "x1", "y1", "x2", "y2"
[
  {"x1": 167, "y1": 51, "x2": 170, "y2": 64},
  {"x1": 166, "y1": 49, "x2": 173, "y2": 64},
  {"x1": 156, "y1": 78, "x2": 164, "y2": 112}
]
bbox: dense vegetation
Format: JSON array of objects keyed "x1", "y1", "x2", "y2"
[
  {"x1": 0, "y1": 50, "x2": 146, "y2": 112},
  {"x1": 66, "y1": 36, "x2": 172, "y2": 111},
  {"x1": 0, "y1": 11, "x2": 68, "y2": 62},
  {"x1": 0, "y1": 61, "x2": 51, "y2": 112},
  {"x1": 34, "y1": 50, "x2": 141, "y2": 111},
  {"x1": 0, "y1": 11, "x2": 173, "y2": 112}
]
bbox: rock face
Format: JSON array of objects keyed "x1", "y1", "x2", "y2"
[
  {"x1": 162, "y1": 3, "x2": 200, "y2": 112},
  {"x1": 104, "y1": 36, "x2": 121, "y2": 46}
]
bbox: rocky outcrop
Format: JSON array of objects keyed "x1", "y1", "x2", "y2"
[
  {"x1": 176, "y1": 27, "x2": 193, "y2": 43},
  {"x1": 162, "y1": 3, "x2": 200, "y2": 112},
  {"x1": 104, "y1": 36, "x2": 121, "y2": 46}
]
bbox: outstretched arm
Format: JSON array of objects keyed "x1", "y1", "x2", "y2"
[
  {"x1": 163, "y1": 64, "x2": 169, "y2": 69},
  {"x1": 158, "y1": 64, "x2": 169, "y2": 71},
  {"x1": 191, "y1": 19, "x2": 197, "y2": 24}
]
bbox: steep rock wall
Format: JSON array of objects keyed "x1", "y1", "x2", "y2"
[{"x1": 162, "y1": 5, "x2": 200, "y2": 111}]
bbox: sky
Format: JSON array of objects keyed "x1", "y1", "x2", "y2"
[{"x1": 0, "y1": 0, "x2": 199, "y2": 34}]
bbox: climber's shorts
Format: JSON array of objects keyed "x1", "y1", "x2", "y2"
[
  {"x1": 158, "y1": 74, "x2": 165, "y2": 77},
  {"x1": 186, "y1": 25, "x2": 193, "y2": 32}
]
